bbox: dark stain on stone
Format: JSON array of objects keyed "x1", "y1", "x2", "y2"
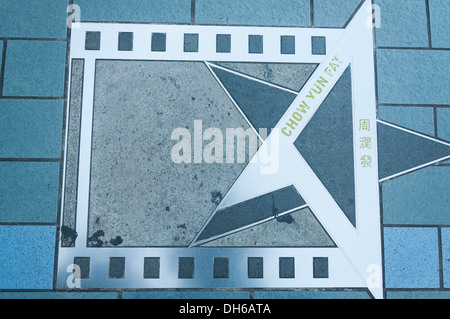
[
  {"x1": 165, "y1": 206, "x2": 170, "y2": 211},
  {"x1": 61, "y1": 225, "x2": 78, "y2": 247},
  {"x1": 277, "y1": 214, "x2": 295, "y2": 224},
  {"x1": 211, "y1": 191, "x2": 223, "y2": 205},
  {"x1": 109, "y1": 236, "x2": 123, "y2": 246},
  {"x1": 88, "y1": 230, "x2": 105, "y2": 247}
]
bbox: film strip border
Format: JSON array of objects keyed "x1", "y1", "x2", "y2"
[
  {"x1": 58, "y1": 247, "x2": 365, "y2": 289},
  {"x1": 69, "y1": 23, "x2": 345, "y2": 62}
]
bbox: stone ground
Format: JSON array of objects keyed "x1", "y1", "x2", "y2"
[{"x1": 0, "y1": 0, "x2": 449, "y2": 299}]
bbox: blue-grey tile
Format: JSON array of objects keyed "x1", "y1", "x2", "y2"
[
  {"x1": 109, "y1": 257, "x2": 125, "y2": 278},
  {"x1": 383, "y1": 227, "x2": 440, "y2": 288},
  {"x1": 376, "y1": 49, "x2": 450, "y2": 105},
  {"x1": 0, "y1": 226, "x2": 56, "y2": 289},
  {"x1": 249, "y1": 35, "x2": 263, "y2": 54},
  {"x1": 374, "y1": 0, "x2": 429, "y2": 47},
  {"x1": 0, "y1": 161, "x2": 60, "y2": 223},
  {"x1": 313, "y1": 257, "x2": 329, "y2": 279},
  {"x1": 178, "y1": 257, "x2": 195, "y2": 279},
  {"x1": 378, "y1": 106, "x2": 435, "y2": 137},
  {"x1": 437, "y1": 108, "x2": 450, "y2": 141},
  {"x1": 213, "y1": 257, "x2": 229, "y2": 278},
  {"x1": 151, "y1": 33, "x2": 166, "y2": 52},
  {"x1": 196, "y1": 185, "x2": 305, "y2": 242},
  {"x1": 85, "y1": 31, "x2": 101, "y2": 51},
  {"x1": 0, "y1": 99, "x2": 63, "y2": 158},
  {"x1": 253, "y1": 290, "x2": 371, "y2": 299},
  {"x1": 281, "y1": 36, "x2": 295, "y2": 55},
  {"x1": 442, "y1": 227, "x2": 450, "y2": 288},
  {"x1": 0, "y1": 0, "x2": 68, "y2": 38},
  {"x1": 311, "y1": 36, "x2": 326, "y2": 55},
  {"x1": 377, "y1": 122, "x2": 450, "y2": 180},
  {"x1": 196, "y1": 0, "x2": 310, "y2": 26},
  {"x1": 144, "y1": 257, "x2": 160, "y2": 279},
  {"x1": 0, "y1": 41, "x2": 3, "y2": 73},
  {"x1": 429, "y1": 0, "x2": 450, "y2": 48},
  {"x1": 3, "y1": 40, "x2": 66, "y2": 97},
  {"x1": 295, "y1": 67, "x2": 356, "y2": 226},
  {"x1": 382, "y1": 166, "x2": 450, "y2": 225},
  {"x1": 74, "y1": 0, "x2": 191, "y2": 23},
  {"x1": 209, "y1": 64, "x2": 296, "y2": 131},
  {"x1": 314, "y1": 0, "x2": 362, "y2": 27},
  {"x1": 386, "y1": 290, "x2": 450, "y2": 299},
  {"x1": 248, "y1": 257, "x2": 263, "y2": 279},
  {"x1": 184, "y1": 33, "x2": 199, "y2": 52},
  {"x1": 216, "y1": 34, "x2": 231, "y2": 53},
  {"x1": 122, "y1": 291, "x2": 250, "y2": 299},
  {"x1": 0, "y1": 291, "x2": 118, "y2": 299},
  {"x1": 118, "y1": 32, "x2": 133, "y2": 51}
]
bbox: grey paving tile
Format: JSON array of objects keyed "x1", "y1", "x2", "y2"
[
  {"x1": 86, "y1": 61, "x2": 257, "y2": 247},
  {"x1": 61, "y1": 59, "x2": 84, "y2": 246},
  {"x1": 215, "y1": 62, "x2": 317, "y2": 92}
]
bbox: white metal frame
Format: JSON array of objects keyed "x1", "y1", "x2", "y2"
[{"x1": 57, "y1": 1, "x2": 392, "y2": 299}]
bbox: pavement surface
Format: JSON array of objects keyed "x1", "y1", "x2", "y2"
[{"x1": 0, "y1": 0, "x2": 449, "y2": 300}]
